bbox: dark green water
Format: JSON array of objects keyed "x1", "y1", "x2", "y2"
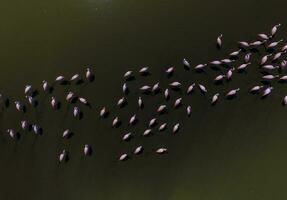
[{"x1": 1, "y1": 0, "x2": 287, "y2": 199}]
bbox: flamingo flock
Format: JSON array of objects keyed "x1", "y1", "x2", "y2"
[{"x1": 2, "y1": 23, "x2": 287, "y2": 163}]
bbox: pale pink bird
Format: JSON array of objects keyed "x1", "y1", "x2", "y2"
[
  {"x1": 271, "y1": 23, "x2": 281, "y2": 37},
  {"x1": 211, "y1": 93, "x2": 219, "y2": 105},
  {"x1": 262, "y1": 87, "x2": 273, "y2": 98},
  {"x1": 214, "y1": 74, "x2": 225, "y2": 82},
  {"x1": 250, "y1": 85, "x2": 264, "y2": 93},
  {"x1": 226, "y1": 88, "x2": 240, "y2": 98},
  {"x1": 217, "y1": 34, "x2": 223, "y2": 48},
  {"x1": 226, "y1": 67, "x2": 235, "y2": 80},
  {"x1": 262, "y1": 75, "x2": 279, "y2": 80}
]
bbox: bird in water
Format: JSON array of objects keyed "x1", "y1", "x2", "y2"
[
  {"x1": 172, "y1": 123, "x2": 180, "y2": 134},
  {"x1": 226, "y1": 88, "x2": 240, "y2": 98},
  {"x1": 166, "y1": 66, "x2": 174, "y2": 76},
  {"x1": 229, "y1": 49, "x2": 242, "y2": 57},
  {"x1": 140, "y1": 85, "x2": 151, "y2": 94},
  {"x1": 238, "y1": 41, "x2": 249, "y2": 48},
  {"x1": 214, "y1": 74, "x2": 225, "y2": 83},
  {"x1": 70, "y1": 74, "x2": 80, "y2": 82},
  {"x1": 42, "y1": 80, "x2": 49, "y2": 92},
  {"x1": 250, "y1": 85, "x2": 264, "y2": 93},
  {"x1": 14, "y1": 101, "x2": 24, "y2": 112},
  {"x1": 78, "y1": 97, "x2": 89, "y2": 105},
  {"x1": 194, "y1": 63, "x2": 207, "y2": 71},
  {"x1": 129, "y1": 114, "x2": 137, "y2": 125},
  {"x1": 258, "y1": 33, "x2": 270, "y2": 40},
  {"x1": 122, "y1": 83, "x2": 129, "y2": 94},
  {"x1": 122, "y1": 132, "x2": 132, "y2": 141},
  {"x1": 149, "y1": 118, "x2": 157, "y2": 127},
  {"x1": 281, "y1": 44, "x2": 287, "y2": 51},
  {"x1": 164, "y1": 89, "x2": 169, "y2": 100},
  {"x1": 271, "y1": 23, "x2": 281, "y2": 37},
  {"x1": 156, "y1": 148, "x2": 168, "y2": 154},
  {"x1": 262, "y1": 87, "x2": 273, "y2": 97},
  {"x1": 226, "y1": 67, "x2": 235, "y2": 80},
  {"x1": 152, "y1": 82, "x2": 160, "y2": 93},
  {"x1": 198, "y1": 84, "x2": 207, "y2": 94},
  {"x1": 138, "y1": 97, "x2": 143, "y2": 108},
  {"x1": 139, "y1": 67, "x2": 149, "y2": 75},
  {"x1": 62, "y1": 129, "x2": 72, "y2": 138},
  {"x1": 84, "y1": 144, "x2": 92, "y2": 156},
  {"x1": 112, "y1": 117, "x2": 120, "y2": 127},
  {"x1": 20, "y1": 120, "x2": 29, "y2": 130},
  {"x1": 124, "y1": 71, "x2": 134, "y2": 80},
  {"x1": 210, "y1": 60, "x2": 222, "y2": 65},
  {"x1": 279, "y1": 75, "x2": 287, "y2": 81},
  {"x1": 100, "y1": 107, "x2": 108, "y2": 118},
  {"x1": 6, "y1": 129, "x2": 17, "y2": 139},
  {"x1": 217, "y1": 34, "x2": 223, "y2": 48},
  {"x1": 186, "y1": 106, "x2": 192, "y2": 116},
  {"x1": 55, "y1": 76, "x2": 65, "y2": 83},
  {"x1": 262, "y1": 65, "x2": 279, "y2": 70},
  {"x1": 24, "y1": 85, "x2": 33, "y2": 95},
  {"x1": 157, "y1": 105, "x2": 167, "y2": 114},
  {"x1": 262, "y1": 74, "x2": 279, "y2": 80},
  {"x1": 32, "y1": 124, "x2": 41, "y2": 135},
  {"x1": 187, "y1": 83, "x2": 196, "y2": 94},
  {"x1": 143, "y1": 129, "x2": 152, "y2": 137},
  {"x1": 73, "y1": 107, "x2": 80, "y2": 118},
  {"x1": 281, "y1": 60, "x2": 287, "y2": 69},
  {"x1": 272, "y1": 51, "x2": 286, "y2": 61},
  {"x1": 169, "y1": 81, "x2": 181, "y2": 89},
  {"x1": 118, "y1": 153, "x2": 128, "y2": 161},
  {"x1": 66, "y1": 92, "x2": 75, "y2": 102},
  {"x1": 183, "y1": 58, "x2": 191, "y2": 69},
  {"x1": 267, "y1": 39, "x2": 283, "y2": 49},
  {"x1": 26, "y1": 95, "x2": 36, "y2": 107},
  {"x1": 51, "y1": 97, "x2": 58, "y2": 109},
  {"x1": 244, "y1": 53, "x2": 252, "y2": 63},
  {"x1": 59, "y1": 150, "x2": 68, "y2": 163},
  {"x1": 158, "y1": 123, "x2": 167, "y2": 131},
  {"x1": 221, "y1": 59, "x2": 234, "y2": 64},
  {"x1": 86, "y1": 68, "x2": 94, "y2": 81},
  {"x1": 174, "y1": 98, "x2": 182, "y2": 108},
  {"x1": 134, "y1": 146, "x2": 143, "y2": 155},
  {"x1": 117, "y1": 97, "x2": 126, "y2": 107},
  {"x1": 260, "y1": 54, "x2": 272, "y2": 66},
  {"x1": 250, "y1": 40, "x2": 266, "y2": 47},
  {"x1": 211, "y1": 93, "x2": 219, "y2": 105},
  {"x1": 237, "y1": 63, "x2": 251, "y2": 71}
]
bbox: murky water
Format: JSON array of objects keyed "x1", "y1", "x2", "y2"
[{"x1": 1, "y1": 0, "x2": 287, "y2": 199}]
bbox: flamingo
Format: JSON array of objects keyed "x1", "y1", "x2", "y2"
[
  {"x1": 149, "y1": 118, "x2": 157, "y2": 127},
  {"x1": 158, "y1": 123, "x2": 167, "y2": 131},
  {"x1": 187, "y1": 83, "x2": 196, "y2": 94},
  {"x1": 172, "y1": 123, "x2": 180, "y2": 134},
  {"x1": 262, "y1": 87, "x2": 273, "y2": 97},
  {"x1": 156, "y1": 148, "x2": 168, "y2": 154},
  {"x1": 250, "y1": 86, "x2": 264, "y2": 93},
  {"x1": 226, "y1": 88, "x2": 240, "y2": 98},
  {"x1": 217, "y1": 34, "x2": 223, "y2": 48},
  {"x1": 134, "y1": 146, "x2": 143, "y2": 155},
  {"x1": 139, "y1": 67, "x2": 149, "y2": 75},
  {"x1": 118, "y1": 153, "x2": 128, "y2": 161},
  {"x1": 211, "y1": 93, "x2": 219, "y2": 104}
]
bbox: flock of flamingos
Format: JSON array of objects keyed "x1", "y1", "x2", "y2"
[{"x1": 4, "y1": 23, "x2": 287, "y2": 163}]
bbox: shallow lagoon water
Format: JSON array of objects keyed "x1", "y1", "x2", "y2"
[{"x1": 1, "y1": 0, "x2": 287, "y2": 199}]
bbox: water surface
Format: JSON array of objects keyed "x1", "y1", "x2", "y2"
[{"x1": 1, "y1": 0, "x2": 287, "y2": 199}]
